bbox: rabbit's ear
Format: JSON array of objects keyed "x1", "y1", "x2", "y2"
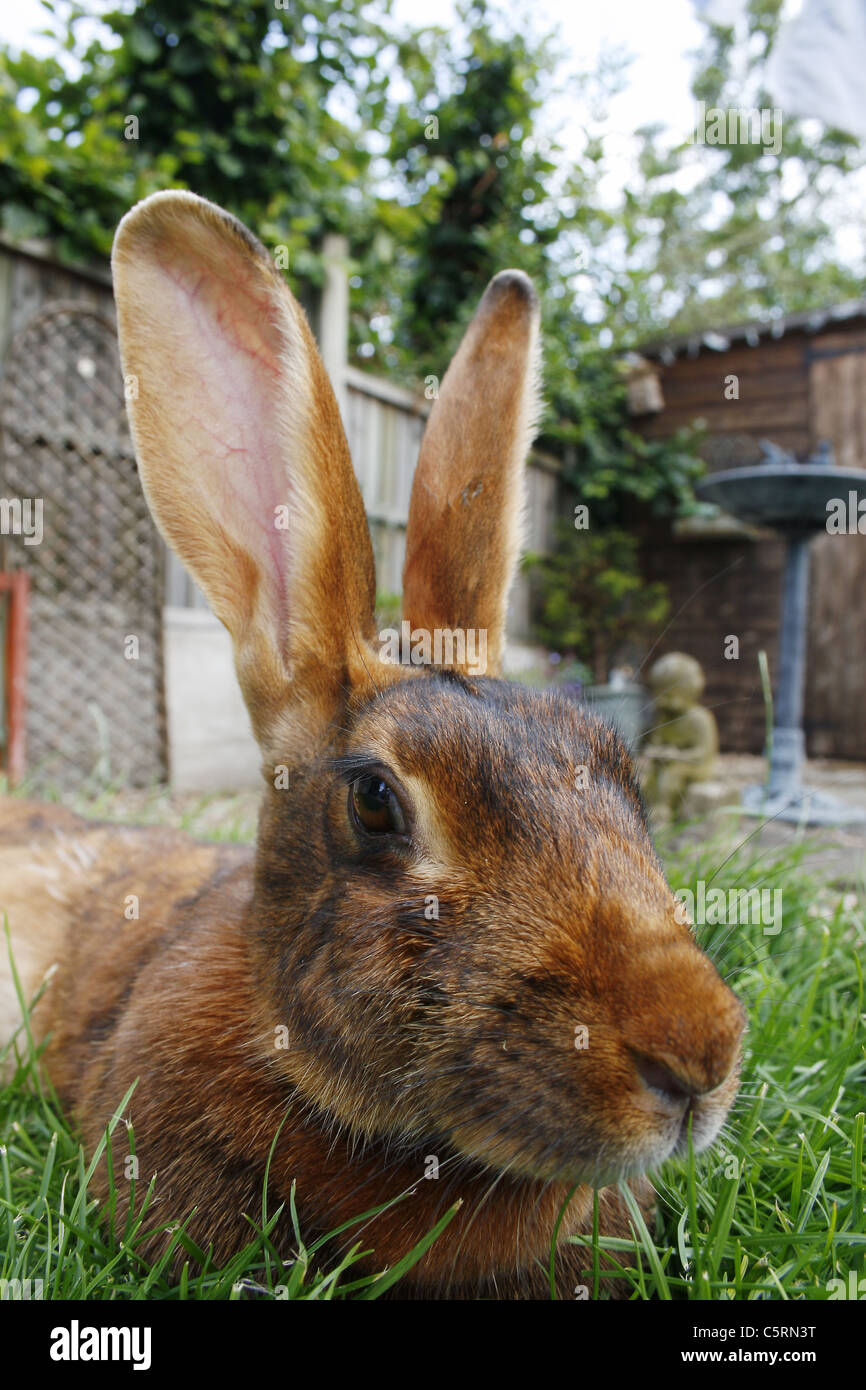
[
  {"x1": 112, "y1": 191, "x2": 377, "y2": 745},
  {"x1": 402, "y1": 271, "x2": 542, "y2": 677}
]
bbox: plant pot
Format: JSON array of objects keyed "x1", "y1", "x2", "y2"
[{"x1": 584, "y1": 682, "x2": 647, "y2": 750}]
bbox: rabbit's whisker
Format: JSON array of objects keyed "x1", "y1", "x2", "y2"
[{"x1": 631, "y1": 555, "x2": 746, "y2": 686}]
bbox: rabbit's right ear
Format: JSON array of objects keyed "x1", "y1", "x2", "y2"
[
  {"x1": 401, "y1": 270, "x2": 541, "y2": 678},
  {"x1": 112, "y1": 192, "x2": 377, "y2": 747}
]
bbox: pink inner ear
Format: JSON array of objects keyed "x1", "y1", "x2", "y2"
[{"x1": 151, "y1": 242, "x2": 294, "y2": 631}]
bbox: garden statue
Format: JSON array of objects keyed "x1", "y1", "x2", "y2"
[{"x1": 641, "y1": 652, "x2": 718, "y2": 824}]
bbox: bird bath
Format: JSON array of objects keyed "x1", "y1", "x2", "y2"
[{"x1": 696, "y1": 441, "x2": 866, "y2": 826}]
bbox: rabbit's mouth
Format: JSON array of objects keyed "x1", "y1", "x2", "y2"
[
  {"x1": 439, "y1": 1035, "x2": 742, "y2": 1190},
  {"x1": 641, "y1": 1084, "x2": 737, "y2": 1173},
  {"x1": 632, "y1": 1046, "x2": 742, "y2": 1157},
  {"x1": 671, "y1": 1089, "x2": 731, "y2": 1155}
]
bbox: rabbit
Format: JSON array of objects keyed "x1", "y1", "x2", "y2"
[{"x1": 0, "y1": 190, "x2": 745, "y2": 1299}]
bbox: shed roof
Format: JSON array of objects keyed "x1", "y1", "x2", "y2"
[
  {"x1": 644, "y1": 298, "x2": 866, "y2": 364},
  {"x1": 0, "y1": 234, "x2": 111, "y2": 288}
]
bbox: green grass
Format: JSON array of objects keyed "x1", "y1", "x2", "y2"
[
  {"x1": 1, "y1": 802, "x2": 864, "y2": 1300},
  {"x1": 2, "y1": 772, "x2": 260, "y2": 844},
  {"x1": 0, "y1": 934, "x2": 459, "y2": 1300}
]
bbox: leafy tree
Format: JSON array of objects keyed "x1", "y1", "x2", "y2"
[
  {"x1": 0, "y1": 0, "x2": 390, "y2": 277},
  {"x1": 523, "y1": 523, "x2": 670, "y2": 683},
  {"x1": 379, "y1": 7, "x2": 570, "y2": 360},
  {"x1": 6, "y1": 0, "x2": 857, "y2": 530},
  {"x1": 600, "y1": 0, "x2": 865, "y2": 339},
  {"x1": 354, "y1": 1, "x2": 704, "y2": 521}
]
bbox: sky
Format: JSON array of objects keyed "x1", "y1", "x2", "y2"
[
  {"x1": 0, "y1": 1, "x2": 819, "y2": 153},
  {"x1": 0, "y1": 0, "x2": 710, "y2": 144}
]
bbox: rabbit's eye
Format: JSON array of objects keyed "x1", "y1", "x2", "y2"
[{"x1": 349, "y1": 775, "x2": 407, "y2": 837}]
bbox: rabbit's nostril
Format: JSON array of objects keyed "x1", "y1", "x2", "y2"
[{"x1": 633, "y1": 1052, "x2": 697, "y2": 1104}]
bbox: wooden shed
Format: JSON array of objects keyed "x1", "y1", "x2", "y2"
[{"x1": 635, "y1": 303, "x2": 866, "y2": 760}]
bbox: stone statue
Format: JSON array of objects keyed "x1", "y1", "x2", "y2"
[{"x1": 641, "y1": 652, "x2": 718, "y2": 824}]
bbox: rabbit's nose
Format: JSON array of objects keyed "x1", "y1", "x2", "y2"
[
  {"x1": 632, "y1": 1036, "x2": 740, "y2": 1103},
  {"x1": 624, "y1": 945, "x2": 747, "y2": 1102},
  {"x1": 634, "y1": 1052, "x2": 702, "y2": 1103}
]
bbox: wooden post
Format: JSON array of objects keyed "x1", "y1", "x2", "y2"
[
  {"x1": 1, "y1": 571, "x2": 29, "y2": 785},
  {"x1": 320, "y1": 233, "x2": 349, "y2": 422}
]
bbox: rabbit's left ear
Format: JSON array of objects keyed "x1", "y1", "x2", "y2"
[
  {"x1": 401, "y1": 271, "x2": 542, "y2": 678},
  {"x1": 112, "y1": 191, "x2": 378, "y2": 747}
]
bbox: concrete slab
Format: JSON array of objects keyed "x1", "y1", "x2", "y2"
[{"x1": 666, "y1": 753, "x2": 866, "y2": 888}]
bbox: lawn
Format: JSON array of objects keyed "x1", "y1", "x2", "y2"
[{"x1": 1, "y1": 792, "x2": 864, "y2": 1300}]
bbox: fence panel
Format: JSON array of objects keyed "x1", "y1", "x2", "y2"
[
  {"x1": 0, "y1": 300, "x2": 167, "y2": 789},
  {"x1": 343, "y1": 365, "x2": 561, "y2": 633}
]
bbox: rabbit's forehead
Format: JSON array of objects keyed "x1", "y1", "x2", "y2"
[
  {"x1": 350, "y1": 674, "x2": 629, "y2": 776},
  {"x1": 346, "y1": 675, "x2": 648, "y2": 855}
]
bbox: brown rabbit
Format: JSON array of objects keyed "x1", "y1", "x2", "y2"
[{"x1": 0, "y1": 191, "x2": 745, "y2": 1299}]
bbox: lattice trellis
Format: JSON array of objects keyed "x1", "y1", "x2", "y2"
[{"x1": 0, "y1": 300, "x2": 167, "y2": 789}]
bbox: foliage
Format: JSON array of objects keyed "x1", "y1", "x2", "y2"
[
  {"x1": 601, "y1": 0, "x2": 866, "y2": 340},
  {"x1": 2, "y1": 0, "x2": 864, "y2": 519},
  {"x1": 0, "y1": 0, "x2": 390, "y2": 275},
  {"x1": 523, "y1": 522, "x2": 669, "y2": 683},
  {"x1": 355, "y1": 1, "x2": 705, "y2": 518},
  {"x1": 373, "y1": 6, "x2": 575, "y2": 364}
]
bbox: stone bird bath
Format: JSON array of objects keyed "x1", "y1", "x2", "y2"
[{"x1": 696, "y1": 441, "x2": 866, "y2": 825}]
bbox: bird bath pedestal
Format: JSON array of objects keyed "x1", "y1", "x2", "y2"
[{"x1": 696, "y1": 443, "x2": 866, "y2": 826}]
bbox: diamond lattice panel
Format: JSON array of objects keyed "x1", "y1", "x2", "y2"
[{"x1": 0, "y1": 301, "x2": 167, "y2": 789}]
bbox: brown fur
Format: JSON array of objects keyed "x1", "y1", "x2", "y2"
[
  {"x1": 402, "y1": 270, "x2": 541, "y2": 675},
  {"x1": 0, "y1": 192, "x2": 745, "y2": 1299}
]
